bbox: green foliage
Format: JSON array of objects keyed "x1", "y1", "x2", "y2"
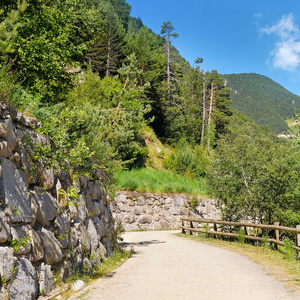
[
  {"x1": 8, "y1": 236, "x2": 31, "y2": 253},
  {"x1": 207, "y1": 111, "x2": 300, "y2": 227},
  {"x1": 163, "y1": 142, "x2": 208, "y2": 178},
  {"x1": 0, "y1": 0, "x2": 27, "y2": 58},
  {"x1": 262, "y1": 235, "x2": 270, "y2": 249},
  {"x1": 115, "y1": 168, "x2": 207, "y2": 195},
  {"x1": 1, "y1": 0, "x2": 88, "y2": 104},
  {"x1": 237, "y1": 230, "x2": 246, "y2": 244},
  {"x1": 283, "y1": 238, "x2": 297, "y2": 261},
  {"x1": 0, "y1": 62, "x2": 17, "y2": 102},
  {"x1": 187, "y1": 196, "x2": 200, "y2": 209},
  {"x1": 222, "y1": 73, "x2": 300, "y2": 134}
]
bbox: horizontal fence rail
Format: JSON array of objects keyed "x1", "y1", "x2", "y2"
[{"x1": 180, "y1": 217, "x2": 300, "y2": 252}]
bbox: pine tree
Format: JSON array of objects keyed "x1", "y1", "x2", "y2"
[
  {"x1": 160, "y1": 21, "x2": 178, "y2": 89},
  {"x1": 0, "y1": 0, "x2": 27, "y2": 58}
]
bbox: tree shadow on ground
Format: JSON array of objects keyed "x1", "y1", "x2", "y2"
[{"x1": 121, "y1": 240, "x2": 166, "y2": 248}]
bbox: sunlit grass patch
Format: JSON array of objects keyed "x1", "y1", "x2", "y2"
[{"x1": 115, "y1": 168, "x2": 207, "y2": 196}]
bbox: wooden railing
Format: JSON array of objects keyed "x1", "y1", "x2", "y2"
[{"x1": 180, "y1": 217, "x2": 300, "y2": 252}]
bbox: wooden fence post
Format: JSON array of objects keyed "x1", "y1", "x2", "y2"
[
  {"x1": 274, "y1": 222, "x2": 279, "y2": 250},
  {"x1": 190, "y1": 221, "x2": 194, "y2": 235},
  {"x1": 244, "y1": 225, "x2": 248, "y2": 236},
  {"x1": 214, "y1": 222, "x2": 218, "y2": 239},
  {"x1": 182, "y1": 220, "x2": 186, "y2": 234}
]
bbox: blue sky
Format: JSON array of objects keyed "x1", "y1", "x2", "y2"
[{"x1": 128, "y1": 0, "x2": 300, "y2": 96}]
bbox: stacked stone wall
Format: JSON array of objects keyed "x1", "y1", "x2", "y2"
[
  {"x1": 111, "y1": 191, "x2": 220, "y2": 231},
  {"x1": 0, "y1": 103, "x2": 117, "y2": 299}
]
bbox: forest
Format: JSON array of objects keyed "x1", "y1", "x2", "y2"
[
  {"x1": 222, "y1": 73, "x2": 300, "y2": 134},
  {"x1": 0, "y1": 0, "x2": 299, "y2": 229}
]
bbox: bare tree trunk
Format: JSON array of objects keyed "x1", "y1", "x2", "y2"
[
  {"x1": 167, "y1": 37, "x2": 170, "y2": 90},
  {"x1": 200, "y1": 71, "x2": 206, "y2": 146},
  {"x1": 207, "y1": 82, "x2": 214, "y2": 152},
  {"x1": 110, "y1": 77, "x2": 128, "y2": 127},
  {"x1": 106, "y1": 40, "x2": 111, "y2": 77}
]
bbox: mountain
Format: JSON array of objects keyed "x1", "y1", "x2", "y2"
[{"x1": 222, "y1": 73, "x2": 300, "y2": 134}]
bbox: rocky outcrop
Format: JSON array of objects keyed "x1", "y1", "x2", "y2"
[
  {"x1": 0, "y1": 103, "x2": 118, "y2": 298},
  {"x1": 111, "y1": 191, "x2": 220, "y2": 231}
]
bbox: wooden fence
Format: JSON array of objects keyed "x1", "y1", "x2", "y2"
[{"x1": 180, "y1": 217, "x2": 300, "y2": 252}]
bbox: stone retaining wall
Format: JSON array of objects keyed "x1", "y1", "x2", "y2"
[
  {"x1": 111, "y1": 191, "x2": 220, "y2": 231},
  {"x1": 0, "y1": 103, "x2": 118, "y2": 299}
]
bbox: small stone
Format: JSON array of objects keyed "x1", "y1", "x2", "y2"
[
  {"x1": 154, "y1": 206, "x2": 161, "y2": 213},
  {"x1": 72, "y1": 280, "x2": 86, "y2": 292},
  {"x1": 127, "y1": 199, "x2": 135, "y2": 206}
]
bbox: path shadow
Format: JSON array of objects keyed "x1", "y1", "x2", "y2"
[
  {"x1": 104, "y1": 271, "x2": 117, "y2": 279},
  {"x1": 121, "y1": 239, "x2": 166, "y2": 248}
]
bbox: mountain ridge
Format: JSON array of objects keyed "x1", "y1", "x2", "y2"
[{"x1": 222, "y1": 73, "x2": 300, "y2": 134}]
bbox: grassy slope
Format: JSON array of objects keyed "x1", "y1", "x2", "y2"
[
  {"x1": 115, "y1": 168, "x2": 207, "y2": 196},
  {"x1": 115, "y1": 126, "x2": 207, "y2": 196}
]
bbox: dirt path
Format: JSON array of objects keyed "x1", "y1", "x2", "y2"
[{"x1": 69, "y1": 231, "x2": 298, "y2": 300}]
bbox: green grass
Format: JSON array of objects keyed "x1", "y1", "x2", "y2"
[{"x1": 115, "y1": 168, "x2": 207, "y2": 196}]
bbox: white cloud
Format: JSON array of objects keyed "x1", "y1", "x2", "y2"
[{"x1": 261, "y1": 14, "x2": 300, "y2": 71}]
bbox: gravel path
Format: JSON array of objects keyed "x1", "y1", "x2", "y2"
[{"x1": 69, "y1": 231, "x2": 298, "y2": 300}]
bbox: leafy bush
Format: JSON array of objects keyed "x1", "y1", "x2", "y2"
[{"x1": 163, "y1": 142, "x2": 207, "y2": 178}]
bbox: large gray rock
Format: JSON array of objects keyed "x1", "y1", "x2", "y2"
[
  {"x1": 14, "y1": 142, "x2": 32, "y2": 184},
  {"x1": 84, "y1": 193, "x2": 98, "y2": 217},
  {"x1": 32, "y1": 187, "x2": 57, "y2": 226},
  {"x1": 54, "y1": 212, "x2": 71, "y2": 249},
  {"x1": 39, "y1": 168, "x2": 54, "y2": 190},
  {"x1": 38, "y1": 228, "x2": 63, "y2": 265},
  {"x1": 8, "y1": 258, "x2": 38, "y2": 300},
  {"x1": 39, "y1": 263, "x2": 55, "y2": 295},
  {"x1": 27, "y1": 229, "x2": 44, "y2": 263},
  {"x1": 0, "y1": 158, "x2": 32, "y2": 223},
  {"x1": 79, "y1": 175, "x2": 89, "y2": 190},
  {"x1": 76, "y1": 195, "x2": 88, "y2": 222},
  {"x1": 16, "y1": 112, "x2": 39, "y2": 129},
  {"x1": 0, "y1": 116, "x2": 17, "y2": 158},
  {"x1": 137, "y1": 214, "x2": 152, "y2": 224},
  {"x1": 10, "y1": 225, "x2": 32, "y2": 255},
  {"x1": 92, "y1": 216, "x2": 107, "y2": 240},
  {"x1": 82, "y1": 257, "x2": 93, "y2": 273},
  {"x1": 0, "y1": 246, "x2": 14, "y2": 280},
  {"x1": 59, "y1": 260, "x2": 72, "y2": 282},
  {"x1": 0, "y1": 103, "x2": 18, "y2": 121},
  {"x1": 78, "y1": 224, "x2": 91, "y2": 253},
  {"x1": 0, "y1": 211, "x2": 10, "y2": 243},
  {"x1": 85, "y1": 218, "x2": 99, "y2": 251},
  {"x1": 29, "y1": 191, "x2": 38, "y2": 227},
  {"x1": 87, "y1": 182, "x2": 101, "y2": 200},
  {"x1": 93, "y1": 201, "x2": 102, "y2": 216},
  {"x1": 69, "y1": 227, "x2": 80, "y2": 250}
]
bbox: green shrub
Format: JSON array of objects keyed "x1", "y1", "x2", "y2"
[
  {"x1": 163, "y1": 143, "x2": 207, "y2": 178},
  {"x1": 237, "y1": 230, "x2": 246, "y2": 244},
  {"x1": 283, "y1": 238, "x2": 297, "y2": 261}
]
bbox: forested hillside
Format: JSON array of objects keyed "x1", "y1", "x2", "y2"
[
  {"x1": 222, "y1": 73, "x2": 300, "y2": 134},
  {"x1": 0, "y1": 0, "x2": 232, "y2": 169},
  {"x1": 0, "y1": 0, "x2": 299, "y2": 229}
]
